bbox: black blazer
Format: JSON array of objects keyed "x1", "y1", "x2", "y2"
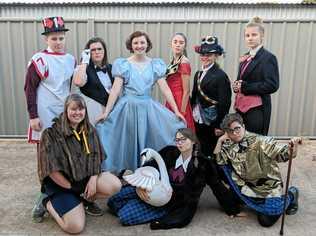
[
  {"x1": 238, "y1": 47, "x2": 279, "y2": 134},
  {"x1": 145, "y1": 146, "x2": 239, "y2": 229},
  {"x1": 80, "y1": 62, "x2": 114, "y2": 106},
  {"x1": 191, "y1": 64, "x2": 232, "y2": 128}
]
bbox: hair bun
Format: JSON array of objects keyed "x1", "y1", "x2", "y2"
[{"x1": 250, "y1": 16, "x2": 263, "y2": 24}]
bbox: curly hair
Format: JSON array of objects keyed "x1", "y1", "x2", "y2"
[
  {"x1": 220, "y1": 113, "x2": 244, "y2": 131},
  {"x1": 125, "y1": 31, "x2": 153, "y2": 53}
]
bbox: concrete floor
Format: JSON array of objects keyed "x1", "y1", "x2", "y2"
[{"x1": 0, "y1": 139, "x2": 315, "y2": 236}]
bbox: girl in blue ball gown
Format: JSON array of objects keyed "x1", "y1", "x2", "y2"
[{"x1": 96, "y1": 31, "x2": 185, "y2": 173}]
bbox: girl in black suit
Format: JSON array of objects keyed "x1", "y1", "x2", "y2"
[
  {"x1": 73, "y1": 37, "x2": 114, "y2": 125},
  {"x1": 233, "y1": 17, "x2": 279, "y2": 135},
  {"x1": 191, "y1": 36, "x2": 232, "y2": 156}
]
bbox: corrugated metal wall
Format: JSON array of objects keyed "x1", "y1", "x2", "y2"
[
  {"x1": 0, "y1": 18, "x2": 315, "y2": 136},
  {"x1": 1, "y1": 4, "x2": 316, "y2": 20}
]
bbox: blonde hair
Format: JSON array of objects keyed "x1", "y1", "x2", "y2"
[{"x1": 245, "y1": 16, "x2": 264, "y2": 35}]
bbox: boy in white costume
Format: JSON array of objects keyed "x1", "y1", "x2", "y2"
[{"x1": 24, "y1": 16, "x2": 75, "y2": 222}]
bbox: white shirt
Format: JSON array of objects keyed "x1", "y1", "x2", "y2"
[
  {"x1": 96, "y1": 70, "x2": 112, "y2": 93},
  {"x1": 249, "y1": 44, "x2": 263, "y2": 57},
  {"x1": 175, "y1": 154, "x2": 192, "y2": 173},
  {"x1": 74, "y1": 65, "x2": 112, "y2": 93},
  {"x1": 47, "y1": 47, "x2": 53, "y2": 52}
]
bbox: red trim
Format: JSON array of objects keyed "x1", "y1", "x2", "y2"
[
  {"x1": 31, "y1": 60, "x2": 45, "y2": 80},
  {"x1": 42, "y1": 50, "x2": 65, "y2": 56}
]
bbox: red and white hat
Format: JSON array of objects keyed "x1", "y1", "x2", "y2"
[{"x1": 41, "y1": 16, "x2": 69, "y2": 35}]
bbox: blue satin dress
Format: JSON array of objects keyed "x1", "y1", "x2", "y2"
[{"x1": 96, "y1": 58, "x2": 185, "y2": 173}]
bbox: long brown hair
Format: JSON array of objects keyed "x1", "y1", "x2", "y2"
[
  {"x1": 171, "y1": 32, "x2": 188, "y2": 57},
  {"x1": 61, "y1": 94, "x2": 91, "y2": 134}
]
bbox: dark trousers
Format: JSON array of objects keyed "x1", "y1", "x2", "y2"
[
  {"x1": 195, "y1": 122, "x2": 218, "y2": 157},
  {"x1": 154, "y1": 203, "x2": 197, "y2": 229},
  {"x1": 238, "y1": 106, "x2": 266, "y2": 135},
  {"x1": 207, "y1": 159, "x2": 241, "y2": 216}
]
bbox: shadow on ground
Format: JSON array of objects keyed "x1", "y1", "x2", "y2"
[{"x1": 0, "y1": 139, "x2": 315, "y2": 236}]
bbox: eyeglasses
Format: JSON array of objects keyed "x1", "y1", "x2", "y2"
[
  {"x1": 90, "y1": 47, "x2": 103, "y2": 52},
  {"x1": 226, "y1": 126, "x2": 242, "y2": 134},
  {"x1": 174, "y1": 137, "x2": 187, "y2": 144}
]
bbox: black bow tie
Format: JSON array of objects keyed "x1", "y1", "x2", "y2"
[{"x1": 95, "y1": 67, "x2": 107, "y2": 73}]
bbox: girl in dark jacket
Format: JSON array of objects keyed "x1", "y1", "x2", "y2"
[
  {"x1": 233, "y1": 17, "x2": 279, "y2": 135},
  {"x1": 73, "y1": 37, "x2": 114, "y2": 125},
  {"x1": 191, "y1": 36, "x2": 232, "y2": 156},
  {"x1": 107, "y1": 128, "x2": 240, "y2": 230}
]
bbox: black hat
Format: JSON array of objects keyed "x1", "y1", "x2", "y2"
[
  {"x1": 41, "y1": 16, "x2": 69, "y2": 35},
  {"x1": 194, "y1": 36, "x2": 224, "y2": 55}
]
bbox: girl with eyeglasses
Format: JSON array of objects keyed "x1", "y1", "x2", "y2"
[
  {"x1": 73, "y1": 37, "x2": 114, "y2": 125},
  {"x1": 214, "y1": 113, "x2": 300, "y2": 227},
  {"x1": 165, "y1": 33, "x2": 195, "y2": 131},
  {"x1": 107, "y1": 128, "x2": 240, "y2": 229},
  {"x1": 191, "y1": 36, "x2": 232, "y2": 157}
]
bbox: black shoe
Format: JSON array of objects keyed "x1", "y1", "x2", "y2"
[
  {"x1": 286, "y1": 186, "x2": 299, "y2": 215},
  {"x1": 83, "y1": 201, "x2": 104, "y2": 216},
  {"x1": 150, "y1": 220, "x2": 165, "y2": 230},
  {"x1": 150, "y1": 220, "x2": 174, "y2": 230}
]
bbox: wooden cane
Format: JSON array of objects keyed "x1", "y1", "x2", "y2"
[{"x1": 279, "y1": 138, "x2": 301, "y2": 235}]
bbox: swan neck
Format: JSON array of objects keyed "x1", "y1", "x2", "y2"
[{"x1": 153, "y1": 152, "x2": 171, "y2": 187}]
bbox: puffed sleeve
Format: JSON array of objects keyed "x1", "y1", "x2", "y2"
[
  {"x1": 152, "y1": 58, "x2": 167, "y2": 82},
  {"x1": 178, "y1": 63, "x2": 191, "y2": 75},
  {"x1": 112, "y1": 58, "x2": 130, "y2": 82}
]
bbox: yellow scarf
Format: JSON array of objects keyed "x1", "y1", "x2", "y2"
[{"x1": 72, "y1": 127, "x2": 91, "y2": 155}]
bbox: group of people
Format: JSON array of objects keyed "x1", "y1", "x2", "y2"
[{"x1": 24, "y1": 16, "x2": 301, "y2": 234}]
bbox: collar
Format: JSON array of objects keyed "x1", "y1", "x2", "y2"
[
  {"x1": 201, "y1": 63, "x2": 214, "y2": 72},
  {"x1": 249, "y1": 44, "x2": 263, "y2": 57},
  {"x1": 94, "y1": 64, "x2": 105, "y2": 69},
  {"x1": 47, "y1": 47, "x2": 54, "y2": 53},
  {"x1": 227, "y1": 131, "x2": 257, "y2": 153},
  {"x1": 44, "y1": 47, "x2": 65, "y2": 55},
  {"x1": 175, "y1": 154, "x2": 191, "y2": 172}
]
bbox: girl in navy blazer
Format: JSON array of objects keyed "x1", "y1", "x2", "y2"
[
  {"x1": 191, "y1": 36, "x2": 232, "y2": 156},
  {"x1": 233, "y1": 17, "x2": 279, "y2": 135}
]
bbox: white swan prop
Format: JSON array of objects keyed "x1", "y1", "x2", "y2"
[{"x1": 123, "y1": 148, "x2": 173, "y2": 207}]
